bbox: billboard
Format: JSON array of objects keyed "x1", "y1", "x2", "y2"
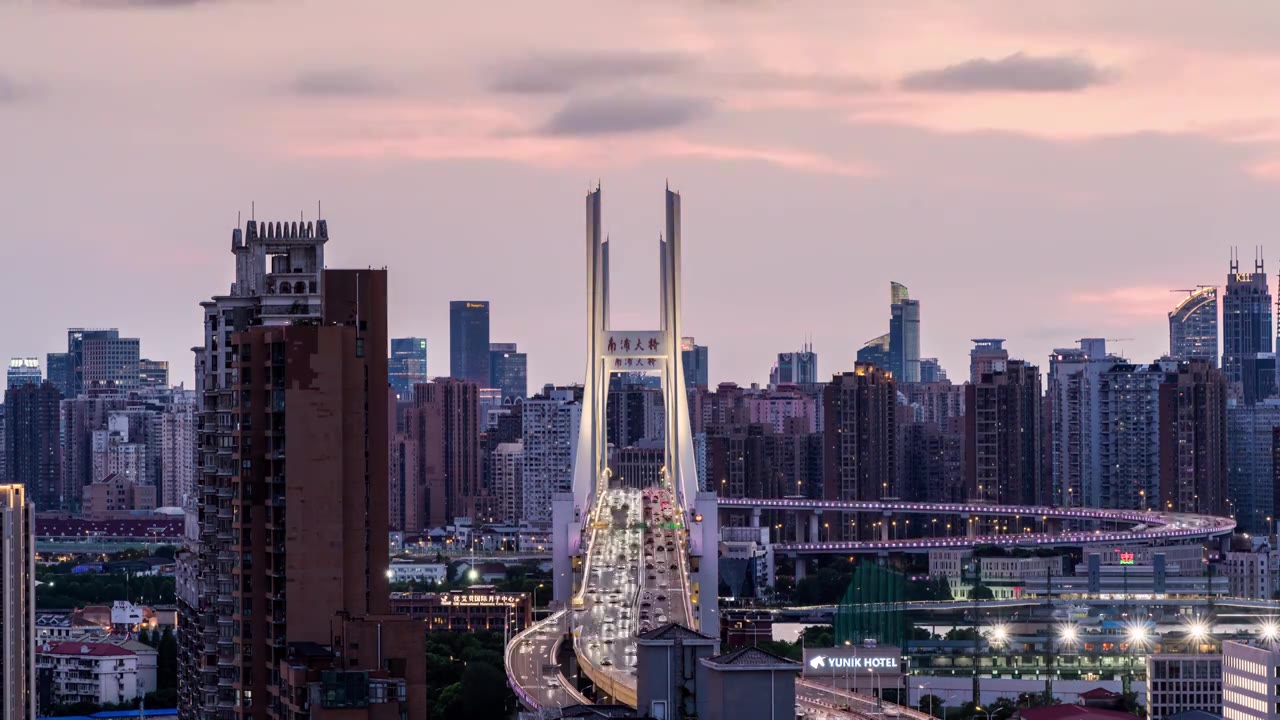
[{"x1": 801, "y1": 646, "x2": 903, "y2": 678}]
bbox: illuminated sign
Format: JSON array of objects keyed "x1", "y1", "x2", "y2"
[
  {"x1": 603, "y1": 332, "x2": 666, "y2": 367},
  {"x1": 439, "y1": 593, "x2": 523, "y2": 607},
  {"x1": 1119, "y1": 552, "x2": 1135, "y2": 565},
  {"x1": 465, "y1": 302, "x2": 486, "y2": 309},
  {"x1": 802, "y1": 648, "x2": 901, "y2": 677}
]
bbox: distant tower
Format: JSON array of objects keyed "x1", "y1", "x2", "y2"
[
  {"x1": 1169, "y1": 287, "x2": 1218, "y2": 366},
  {"x1": 889, "y1": 283, "x2": 921, "y2": 383},
  {"x1": 1222, "y1": 248, "x2": 1272, "y2": 391},
  {"x1": 449, "y1": 301, "x2": 491, "y2": 386},
  {"x1": 0, "y1": 485, "x2": 34, "y2": 720}
]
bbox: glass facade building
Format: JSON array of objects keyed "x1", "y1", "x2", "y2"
[
  {"x1": 449, "y1": 301, "x2": 490, "y2": 386},
  {"x1": 389, "y1": 337, "x2": 428, "y2": 402},
  {"x1": 489, "y1": 342, "x2": 527, "y2": 403}
]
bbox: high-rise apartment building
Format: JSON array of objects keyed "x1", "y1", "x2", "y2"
[
  {"x1": 137, "y1": 359, "x2": 169, "y2": 389},
  {"x1": 388, "y1": 337, "x2": 427, "y2": 402},
  {"x1": 1222, "y1": 254, "x2": 1272, "y2": 392},
  {"x1": 969, "y1": 339, "x2": 1009, "y2": 384},
  {"x1": 182, "y1": 258, "x2": 423, "y2": 720},
  {"x1": 159, "y1": 393, "x2": 196, "y2": 508},
  {"x1": 888, "y1": 284, "x2": 921, "y2": 383},
  {"x1": 0, "y1": 485, "x2": 34, "y2": 720},
  {"x1": 1047, "y1": 339, "x2": 1119, "y2": 508},
  {"x1": 449, "y1": 300, "x2": 490, "y2": 386},
  {"x1": 965, "y1": 360, "x2": 1043, "y2": 506},
  {"x1": 1228, "y1": 398, "x2": 1280, "y2": 534},
  {"x1": 520, "y1": 386, "x2": 581, "y2": 524},
  {"x1": 403, "y1": 378, "x2": 483, "y2": 527},
  {"x1": 5, "y1": 359, "x2": 39, "y2": 391},
  {"x1": 681, "y1": 337, "x2": 709, "y2": 390},
  {"x1": 180, "y1": 216, "x2": 328, "y2": 719},
  {"x1": 901, "y1": 418, "x2": 964, "y2": 504},
  {"x1": 3, "y1": 383, "x2": 62, "y2": 511},
  {"x1": 1169, "y1": 286, "x2": 1219, "y2": 366},
  {"x1": 44, "y1": 353, "x2": 72, "y2": 399},
  {"x1": 58, "y1": 394, "x2": 129, "y2": 512},
  {"x1": 489, "y1": 342, "x2": 528, "y2": 403},
  {"x1": 823, "y1": 364, "x2": 898, "y2": 538},
  {"x1": 1097, "y1": 361, "x2": 1174, "y2": 510},
  {"x1": 492, "y1": 441, "x2": 523, "y2": 524},
  {"x1": 1158, "y1": 360, "x2": 1228, "y2": 516},
  {"x1": 769, "y1": 344, "x2": 817, "y2": 387}
]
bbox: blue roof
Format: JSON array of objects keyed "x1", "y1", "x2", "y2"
[
  {"x1": 37, "y1": 715, "x2": 93, "y2": 720},
  {"x1": 92, "y1": 710, "x2": 177, "y2": 719}
]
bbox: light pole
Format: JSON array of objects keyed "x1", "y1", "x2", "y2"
[{"x1": 1124, "y1": 623, "x2": 1148, "y2": 697}]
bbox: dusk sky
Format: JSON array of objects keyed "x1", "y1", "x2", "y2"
[{"x1": 3, "y1": 1, "x2": 1279, "y2": 389}]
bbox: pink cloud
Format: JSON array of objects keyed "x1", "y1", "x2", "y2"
[{"x1": 1070, "y1": 285, "x2": 1181, "y2": 317}]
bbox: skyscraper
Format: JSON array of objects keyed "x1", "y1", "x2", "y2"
[
  {"x1": 918, "y1": 358, "x2": 946, "y2": 384},
  {"x1": 681, "y1": 337, "x2": 709, "y2": 390},
  {"x1": 769, "y1": 343, "x2": 818, "y2": 386},
  {"x1": 1168, "y1": 286, "x2": 1218, "y2": 366},
  {"x1": 969, "y1": 339, "x2": 1009, "y2": 384},
  {"x1": 0, "y1": 485, "x2": 34, "y2": 720},
  {"x1": 1228, "y1": 398, "x2": 1280, "y2": 534},
  {"x1": 81, "y1": 334, "x2": 141, "y2": 393},
  {"x1": 1222, "y1": 253, "x2": 1272, "y2": 390},
  {"x1": 3, "y1": 382, "x2": 62, "y2": 510},
  {"x1": 888, "y1": 283, "x2": 921, "y2": 383},
  {"x1": 1097, "y1": 361, "x2": 1174, "y2": 510},
  {"x1": 1158, "y1": 360, "x2": 1227, "y2": 516},
  {"x1": 388, "y1": 337, "x2": 428, "y2": 402},
  {"x1": 521, "y1": 386, "x2": 581, "y2": 524},
  {"x1": 5, "y1": 359, "x2": 39, "y2": 390},
  {"x1": 856, "y1": 334, "x2": 890, "y2": 370},
  {"x1": 137, "y1": 358, "x2": 169, "y2": 389},
  {"x1": 965, "y1": 360, "x2": 1043, "y2": 506},
  {"x1": 449, "y1": 300, "x2": 490, "y2": 386},
  {"x1": 489, "y1": 342, "x2": 528, "y2": 403},
  {"x1": 823, "y1": 364, "x2": 898, "y2": 538},
  {"x1": 44, "y1": 352, "x2": 72, "y2": 399},
  {"x1": 67, "y1": 328, "x2": 119, "y2": 397},
  {"x1": 404, "y1": 378, "x2": 483, "y2": 527}
]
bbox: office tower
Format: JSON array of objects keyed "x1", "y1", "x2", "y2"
[
  {"x1": 965, "y1": 360, "x2": 1043, "y2": 506},
  {"x1": 1096, "y1": 361, "x2": 1175, "y2": 510},
  {"x1": 823, "y1": 364, "x2": 898, "y2": 537},
  {"x1": 137, "y1": 359, "x2": 169, "y2": 389},
  {"x1": 769, "y1": 343, "x2": 817, "y2": 387},
  {"x1": 918, "y1": 358, "x2": 946, "y2": 384},
  {"x1": 1228, "y1": 399, "x2": 1280, "y2": 534},
  {"x1": 1047, "y1": 339, "x2": 1121, "y2": 508},
  {"x1": 1159, "y1": 360, "x2": 1227, "y2": 516},
  {"x1": 520, "y1": 386, "x2": 582, "y2": 524},
  {"x1": 81, "y1": 334, "x2": 141, "y2": 393},
  {"x1": 607, "y1": 378, "x2": 664, "y2": 448},
  {"x1": 159, "y1": 394, "x2": 196, "y2": 508},
  {"x1": 969, "y1": 339, "x2": 1009, "y2": 384},
  {"x1": 44, "y1": 353, "x2": 71, "y2": 399},
  {"x1": 180, "y1": 215, "x2": 329, "y2": 719},
  {"x1": 1222, "y1": 640, "x2": 1280, "y2": 720},
  {"x1": 388, "y1": 337, "x2": 428, "y2": 402},
  {"x1": 1243, "y1": 353, "x2": 1279, "y2": 404},
  {"x1": 0, "y1": 411, "x2": 5, "y2": 484},
  {"x1": 856, "y1": 334, "x2": 890, "y2": 369},
  {"x1": 3, "y1": 383, "x2": 62, "y2": 511},
  {"x1": 0, "y1": 485, "x2": 34, "y2": 720},
  {"x1": 5, "y1": 359, "x2": 39, "y2": 391},
  {"x1": 403, "y1": 378, "x2": 483, "y2": 527},
  {"x1": 449, "y1": 300, "x2": 490, "y2": 386},
  {"x1": 1169, "y1": 286, "x2": 1218, "y2": 366},
  {"x1": 681, "y1": 337, "x2": 709, "y2": 390},
  {"x1": 489, "y1": 342, "x2": 528, "y2": 403},
  {"x1": 492, "y1": 441, "x2": 524, "y2": 524},
  {"x1": 888, "y1": 283, "x2": 921, "y2": 383},
  {"x1": 1222, "y1": 252, "x2": 1272, "y2": 391},
  {"x1": 67, "y1": 328, "x2": 119, "y2": 396}
]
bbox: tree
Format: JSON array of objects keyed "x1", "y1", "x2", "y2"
[
  {"x1": 970, "y1": 584, "x2": 995, "y2": 601},
  {"x1": 157, "y1": 627, "x2": 178, "y2": 690},
  {"x1": 945, "y1": 627, "x2": 979, "y2": 642},
  {"x1": 919, "y1": 694, "x2": 945, "y2": 718},
  {"x1": 138, "y1": 628, "x2": 152, "y2": 647},
  {"x1": 460, "y1": 662, "x2": 509, "y2": 719}
]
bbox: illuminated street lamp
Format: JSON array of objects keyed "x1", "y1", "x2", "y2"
[{"x1": 1261, "y1": 619, "x2": 1280, "y2": 643}]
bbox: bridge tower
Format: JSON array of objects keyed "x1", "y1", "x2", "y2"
[{"x1": 552, "y1": 185, "x2": 718, "y2": 633}]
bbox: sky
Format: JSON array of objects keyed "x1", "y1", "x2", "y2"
[{"x1": 3, "y1": 1, "x2": 1280, "y2": 389}]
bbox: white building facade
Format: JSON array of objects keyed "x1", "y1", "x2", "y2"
[
  {"x1": 1223, "y1": 639, "x2": 1280, "y2": 720},
  {"x1": 521, "y1": 389, "x2": 581, "y2": 524}
]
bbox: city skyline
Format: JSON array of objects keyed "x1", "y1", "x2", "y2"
[{"x1": 4, "y1": 2, "x2": 1279, "y2": 391}]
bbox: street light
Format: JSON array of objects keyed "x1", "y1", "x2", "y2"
[{"x1": 1261, "y1": 619, "x2": 1279, "y2": 643}]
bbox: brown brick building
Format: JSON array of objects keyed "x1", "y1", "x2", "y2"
[
  {"x1": 402, "y1": 378, "x2": 483, "y2": 528},
  {"x1": 823, "y1": 364, "x2": 898, "y2": 540}
]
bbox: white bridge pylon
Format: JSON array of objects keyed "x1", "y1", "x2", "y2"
[{"x1": 552, "y1": 185, "x2": 716, "y2": 633}]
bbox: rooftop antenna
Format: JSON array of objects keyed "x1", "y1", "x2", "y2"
[
  {"x1": 1230, "y1": 247, "x2": 1239, "y2": 274},
  {"x1": 318, "y1": 200, "x2": 322, "y2": 221},
  {"x1": 251, "y1": 201, "x2": 255, "y2": 222},
  {"x1": 236, "y1": 211, "x2": 241, "y2": 230},
  {"x1": 1259, "y1": 245, "x2": 1266, "y2": 274}
]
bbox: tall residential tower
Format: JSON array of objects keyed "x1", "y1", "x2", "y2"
[{"x1": 1168, "y1": 286, "x2": 1218, "y2": 366}]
